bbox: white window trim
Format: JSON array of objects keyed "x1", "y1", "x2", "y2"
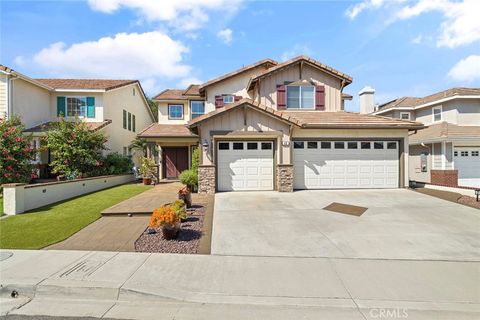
[
  {"x1": 223, "y1": 95, "x2": 234, "y2": 104},
  {"x1": 286, "y1": 85, "x2": 315, "y2": 109},
  {"x1": 66, "y1": 96, "x2": 88, "y2": 119},
  {"x1": 190, "y1": 100, "x2": 205, "y2": 119},
  {"x1": 432, "y1": 105, "x2": 442, "y2": 122},
  {"x1": 400, "y1": 112, "x2": 410, "y2": 120},
  {"x1": 168, "y1": 104, "x2": 184, "y2": 120}
]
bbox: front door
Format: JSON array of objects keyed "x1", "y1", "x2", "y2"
[{"x1": 164, "y1": 147, "x2": 189, "y2": 179}]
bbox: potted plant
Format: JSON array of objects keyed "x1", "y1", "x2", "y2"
[
  {"x1": 170, "y1": 199, "x2": 188, "y2": 222},
  {"x1": 139, "y1": 157, "x2": 155, "y2": 185},
  {"x1": 178, "y1": 187, "x2": 192, "y2": 208},
  {"x1": 149, "y1": 206, "x2": 181, "y2": 240}
]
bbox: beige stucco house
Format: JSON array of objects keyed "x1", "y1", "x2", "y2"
[
  {"x1": 0, "y1": 65, "x2": 155, "y2": 177},
  {"x1": 140, "y1": 56, "x2": 422, "y2": 193},
  {"x1": 372, "y1": 88, "x2": 480, "y2": 188}
]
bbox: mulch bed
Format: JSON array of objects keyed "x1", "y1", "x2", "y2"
[
  {"x1": 134, "y1": 204, "x2": 206, "y2": 254},
  {"x1": 458, "y1": 196, "x2": 480, "y2": 209}
]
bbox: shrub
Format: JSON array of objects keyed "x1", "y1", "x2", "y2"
[
  {"x1": 170, "y1": 199, "x2": 187, "y2": 219},
  {"x1": 179, "y1": 169, "x2": 198, "y2": 189},
  {"x1": 149, "y1": 206, "x2": 180, "y2": 228},
  {"x1": 102, "y1": 153, "x2": 133, "y2": 175},
  {"x1": 191, "y1": 148, "x2": 199, "y2": 172},
  {"x1": 139, "y1": 157, "x2": 155, "y2": 178},
  {"x1": 0, "y1": 116, "x2": 36, "y2": 187}
]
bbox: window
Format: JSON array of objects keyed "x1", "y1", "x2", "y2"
[
  {"x1": 472, "y1": 151, "x2": 479, "y2": 156},
  {"x1": 432, "y1": 106, "x2": 442, "y2": 122},
  {"x1": 219, "y1": 142, "x2": 229, "y2": 150},
  {"x1": 191, "y1": 101, "x2": 205, "y2": 119},
  {"x1": 293, "y1": 141, "x2": 304, "y2": 149},
  {"x1": 307, "y1": 141, "x2": 318, "y2": 149},
  {"x1": 334, "y1": 142, "x2": 344, "y2": 149},
  {"x1": 400, "y1": 112, "x2": 410, "y2": 120},
  {"x1": 361, "y1": 142, "x2": 371, "y2": 149},
  {"x1": 67, "y1": 97, "x2": 86, "y2": 117},
  {"x1": 387, "y1": 142, "x2": 397, "y2": 149},
  {"x1": 233, "y1": 142, "x2": 243, "y2": 150},
  {"x1": 247, "y1": 142, "x2": 258, "y2": 150},
  {"x1": 132, "y1": 114, "x2": 136, "y2": 132},
  {"x1": 261, "y1": 142, "x2": 272, "y2": 150},
  {"x1": 286, "y1": 86, "x2": 314, "y2": 109},
  {"x1": 347, "y1": 142, "x2": 358, "y2": 149},
  {"x1": 374, "y1": 142, "x2": 384, "y2": 149},
  {"x1": 321, "y1": 141, "x2": 331, "y2": 149},
  {"x1": 454, "y1": 151, "x2": 458, "y2": 156},
  {"x1": 223, "y1": 95, "x2": 235, "y2": 104},
  {"x1": 123, "y1": 110, "x2": 127, "y2": 129},
  {"x1": 461, "y1": 151, "x2": 468, "y2": 156},
  {"x1": 169, "y1": 105, "x2": 184, "y2": 119},
  {"x1": 123, "y1": 147, "x2": 128, "y2": 156},
  {"x1": 128, "y1": 112, "x2": 132, "y2": 131},
  {"x1": 133, "y1": 88, "x2": 136, "y2": 96}
]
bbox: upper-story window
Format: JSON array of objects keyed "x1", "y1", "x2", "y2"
[
  {"x1": 286, "y1": 86, "x2": 315, "y2": 109},
  {"x1": 400, "y1": 112, "x2": 410, "y2": 120},
  {"x1": 432, "y1": 106, "x2": 442, "y2": 122},
  {"x1": 191, "y1": 101, "x2": 205, "y2": 119},
  {"x1": 169, "y1": 104, "x2": 184, "y2": 119},
  {"x1": 223, "y1": 95, "x2": 235, "y2": 104},
  {"x1": 67, "y1": 97, "x2": 87, "y2": 117}
]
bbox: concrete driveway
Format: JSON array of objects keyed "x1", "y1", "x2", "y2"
[{"x1": 212, "y1": 189, "x2": 480, "y2": 260}]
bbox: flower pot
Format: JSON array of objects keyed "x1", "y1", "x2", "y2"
[
  {"x1": 162, "y1": 224, "x2": 180, "y2": 240},
  {"x1": 143, "y1": 177, "x2": 152, "y2": 185}
]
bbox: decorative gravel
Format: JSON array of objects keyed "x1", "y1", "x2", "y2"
[
  {"x1": 458, "y1": 196, "x2": 480, "y2": 209},
  {"x1": 134, "y1": 204, "x2": 206, "y2": 254}
]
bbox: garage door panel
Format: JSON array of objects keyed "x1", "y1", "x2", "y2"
[{"x1": 294, "y1": 140, "x2": 399, "y2": 189}]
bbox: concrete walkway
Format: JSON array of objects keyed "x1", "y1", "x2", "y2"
[
  {"x1": 102, "y1": 182, "x2": 183, "y2": 215},
  {"x1": 1, "y1": 250, "x2": 479, "y2": 319}
]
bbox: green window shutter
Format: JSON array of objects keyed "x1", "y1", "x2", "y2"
[
  {"x1": 132, "y1": 114, "x2": 136, "y2": 132},
  {"x1": 123, "y1": 110, "x2": 127, "y2": 129},
  {"x1": 57, "y1": 96, "x2": 66, "y2": 117},
  {"x1": 128, "y1": 112, "x2": 132, "y2": 131},
  {"x1": 86, "y1": 97, "x2": 95, "y2": 118}
]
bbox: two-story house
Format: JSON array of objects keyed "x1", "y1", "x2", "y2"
[
  {"x1": 372, "y1": 87, "x2": 480, "y2": 188},
  {"x1": 1, "y1": 65, "x2": 155, "y2": 177},
  {"x1": 139, "y1": 56, "x2": 422, "y2": 193}
]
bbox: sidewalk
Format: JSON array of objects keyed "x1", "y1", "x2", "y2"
[{"x1": 1, "y1": 250, "x2": 479, "y2": 319}]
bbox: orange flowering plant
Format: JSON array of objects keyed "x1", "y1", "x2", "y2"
[{"x1": 149, "y1": 206, "x2": 180, "y2": 228}]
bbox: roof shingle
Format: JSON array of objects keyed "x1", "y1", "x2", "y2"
[
  {"x1": 34, "y1": 79, "x2": 138, "y2": 91},
  {"x1": 409, "y1": 122, "x2": 480, "y2": 143},
  {"x1": 24, "y1": 120, "x2": 112, "y2": 133},
  {"x1": 137, "y1": 123, "x2": 198, "y2": 138}
]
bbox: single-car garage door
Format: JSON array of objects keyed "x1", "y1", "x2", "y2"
[
  {"x1": 293, "y1": 140, "x2": 399, "y2": 189},
  {"x1": 454, "y1": 147, "x2": 480, "y2": 187},
  {"x1": 217, "y1": 141, "x2": 274, "y2": 191}
]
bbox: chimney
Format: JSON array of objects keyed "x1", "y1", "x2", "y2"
[{"x1": 359, "y1": 86, "x2": 375, "y2": 114}]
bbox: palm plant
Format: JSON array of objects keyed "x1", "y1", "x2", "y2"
[{"x1": 130, "y1": 138, "x2": 148, "y2": 157}]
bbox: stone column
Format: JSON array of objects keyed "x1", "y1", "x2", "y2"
[
  {"x1": 2, "y1": 183, "x2": 26, "y2": 215},
  {"x1": 198, "y1": 165, "x2": 216, "y2": 194},
  {"x1": 276, "y1": 164, "x2": 294, "y2": 192}
]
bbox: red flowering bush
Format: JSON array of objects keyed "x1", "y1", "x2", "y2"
[{"x1": 0, "y1": 116, "x2": 35, "y2": 186}]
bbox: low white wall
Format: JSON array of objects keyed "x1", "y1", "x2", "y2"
[{"x1": 3, "y1": 174, "x2": 135, "y2": 215}]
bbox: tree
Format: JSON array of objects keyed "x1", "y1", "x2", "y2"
[
  {"x1": 146, "y1": 97, "x2": 158, "y2": 121},
  {"x1": 0, "y1": 116, "x2": 36, "y2": 186},
  {"x1": 130, "y1": 137, "x2": 148, "y2": 157},
  {"x1": 46, "y1": 118, "x2": 106, "y2": 179}
]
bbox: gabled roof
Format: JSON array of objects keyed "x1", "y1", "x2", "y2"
[
  {"x1": 248, "y1": 56, "x2": 353, "y2": 91},
  {"x1": 376, "y1": 87, "x2": 480, "y2": 113},
  {"x1": 34, "y1": 79, "x2": 138, "y2": 91},
  {"x1": 409, "y1": 122, "x2": 480, "y2": 144},
  {"x1": 137, "y1": 123, "x2": 198, "y2": 138},
  {"x1": 198, "y1": 58, "x2": 277, "y2": 91},
  {"x1": 188, "y1": 99, "x2": 423, "y2": 130},
  {"x1": 183, "y1": 84, "x2": 201, "y2": 96}
]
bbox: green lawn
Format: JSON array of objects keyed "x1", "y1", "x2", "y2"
[{"x1": 0, "y1": 184, "x2": 150, "y2": 249}]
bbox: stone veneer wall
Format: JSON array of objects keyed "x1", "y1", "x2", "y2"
[
  {"x1": 430, "y1": 169, "x2": 458, "y2": 187},
  {"x1": 198, "y1": 165, "x2": 216, "y2": 194},
  {"x1": 276, "y1": 164, "x2": 294, "y2": 192}
]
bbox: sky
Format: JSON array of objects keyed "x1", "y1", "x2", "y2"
[{"x1": 1, "y1": 0, "x2": 479, "y2": 111}]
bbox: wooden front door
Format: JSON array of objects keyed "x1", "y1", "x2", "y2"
[{"x1": 164, "y1": 147, "x2": 189, "y2": 179}]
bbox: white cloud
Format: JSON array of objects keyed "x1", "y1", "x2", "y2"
[
  {"x1": 448, "y1": 55, "x2": 480, "y2": 82},
  {"x1": 16, "y1": 31, "x2": 195, "y2": 95},
  {"x1": 346, "y1": 0, "x2": 480, "y2": 48},
  {"x1": 411, "y1": 34, "x2": 423, "y2": 44},
  {"x1": 178, "y1": 76, "x2": 203, "y2": 88},
  {"x1": 87, "y1": 0, "x2": 243, "y2": 31},
  {"x1": 217, "y1": 28, "x2": 233, "y2": 44},
  {"x1": 281, "y1": 45, "x2": 312, "y2": 62}
]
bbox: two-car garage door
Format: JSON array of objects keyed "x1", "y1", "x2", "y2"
[{"x1": 293, "y1": 140, "x2": 399, "y2": 189}]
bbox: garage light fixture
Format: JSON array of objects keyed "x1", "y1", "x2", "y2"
[{"x1": 202, "y1": 139, "x2": 209, "y2": 148}]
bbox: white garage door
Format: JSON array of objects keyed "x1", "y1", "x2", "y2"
[
  {"x1": 217, "y1": 141, "x2": 274, "y2": 191},
  {"x1": 293, "y1": 140, "x2": 399, "y2": 189},
  {"x1": 454, "y1": 147, "x2": 480, "y2": 179}
]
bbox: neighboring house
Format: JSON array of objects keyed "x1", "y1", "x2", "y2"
[
  {"x1": 140, "y1": 56, "x2": 422, "y2": 193},
  {"x1": 0, "y1": 65, "x2": 155, "y2": 177},
  {"x1": 372, "y1": 87, "x2": 480, "y2": 188}
]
